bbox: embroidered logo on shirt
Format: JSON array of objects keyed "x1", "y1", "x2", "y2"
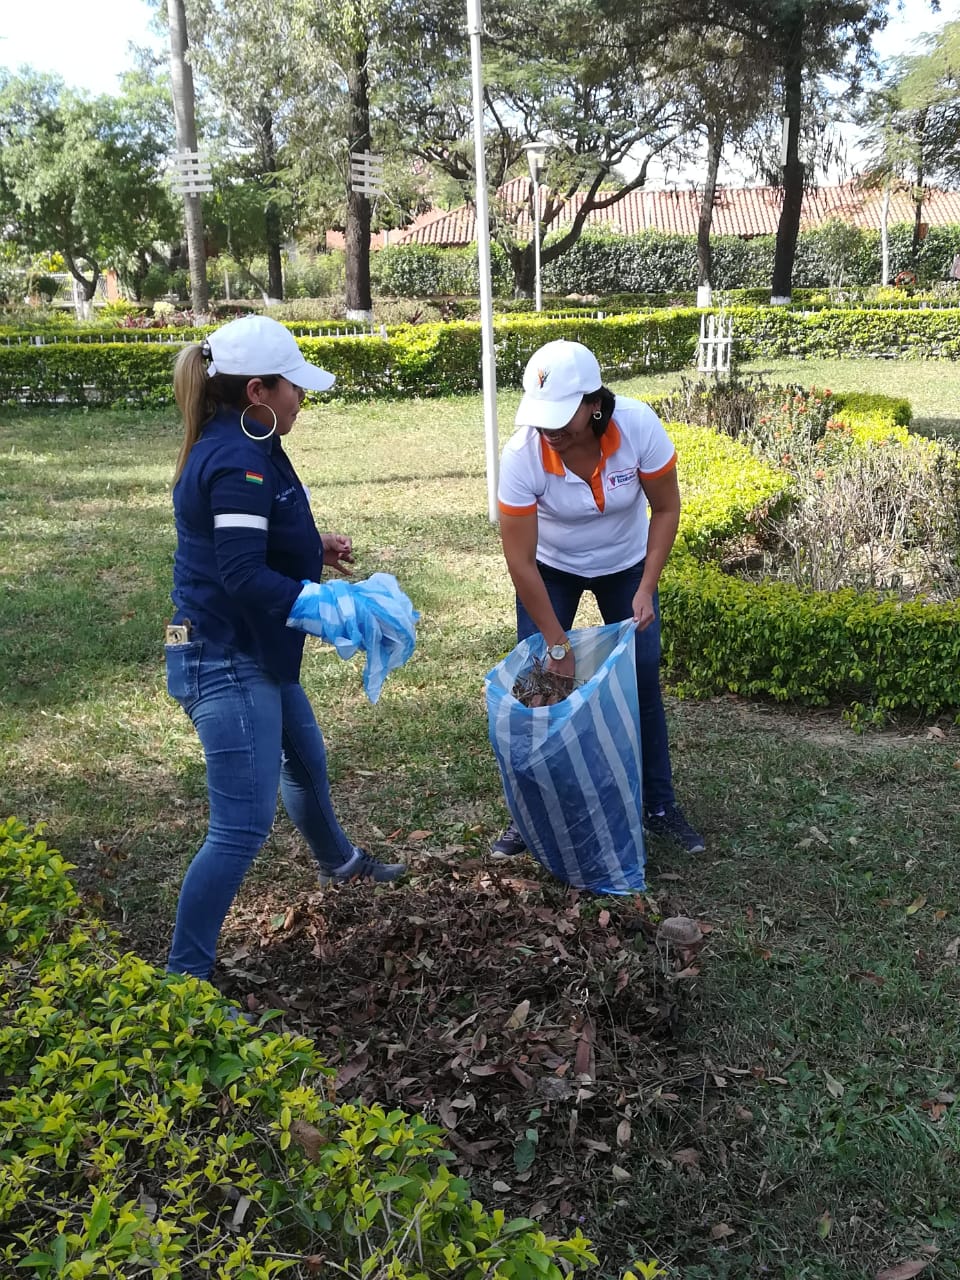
[
  {"x1": 245, "y1": 471, "x2": 264, "y2": 485},
  {"x1": 607, "y1": 469, "x2": 636, "y2": 490}
]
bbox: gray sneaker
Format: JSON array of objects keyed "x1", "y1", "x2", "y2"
[
  {"x1": 318, "y1": 848, "x2": 406, "y2": 886},
  {"x1": 644, "y1": 805, "x2": 706, "y2": 854},
  {"x1": 490, "y1": 820, "x2": 527, "y2": 860}
]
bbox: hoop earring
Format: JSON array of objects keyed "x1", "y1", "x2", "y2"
[
  {"x1": 592, "y1": 409, "x2": 603, "y2": 421},
  {"x1": 240, "y1": 403, "x2": 277, "y2": 441}
]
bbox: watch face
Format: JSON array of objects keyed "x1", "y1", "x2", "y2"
[{"x1": 549, "y1": 644, "x2": 566, "y2": 659}]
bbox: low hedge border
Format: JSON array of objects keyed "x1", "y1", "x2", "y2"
[
  {"x1": 0, "y1": 311, "x2": 700, "y2": 407},
  {"x1": 0, "y1": 817, "x2": 600, "y2": 1279},
  {"x1": 4, "y1": 306, "x2": 960, "y2": 408},
  {"x1": 660, "y1": 397, "x2": 960, "y2": 719}
]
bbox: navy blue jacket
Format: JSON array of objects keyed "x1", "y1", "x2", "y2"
[{"x1": 171, "y1": 408, "x2": 323, "y2": 681}]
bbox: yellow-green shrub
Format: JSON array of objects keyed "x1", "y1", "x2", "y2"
[
  {"x1": 664, "y1": 395, "x2": 960, "y2": 718},
  {"x1": 0, "y1": 819, "x2": 598, "y2": 1279}
]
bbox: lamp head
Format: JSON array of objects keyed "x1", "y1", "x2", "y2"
[{"x1": 524, "y1": 140, "x2": 549, "y2": 182}]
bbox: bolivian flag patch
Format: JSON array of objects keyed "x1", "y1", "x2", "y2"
[{"x1": 245, "y1": 471, "x2": 264, "y2": 485}]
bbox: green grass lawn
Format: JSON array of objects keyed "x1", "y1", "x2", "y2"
[{"x1": 2, "y1": 358, "x2": 960, "y2": 1279}]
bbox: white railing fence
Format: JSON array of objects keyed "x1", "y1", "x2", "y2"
[{"x1": 697, "y1": 312, "x2": 733, "y2": 377}]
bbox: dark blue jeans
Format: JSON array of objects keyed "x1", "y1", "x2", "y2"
[
  {"x1": 165, "y1": 640, "x2": 355, "y2": 979},
  {"x1": 516, "y1": 558, "x2": 675, "y2": 813}
]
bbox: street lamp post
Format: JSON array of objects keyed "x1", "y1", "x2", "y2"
[
  {"x1": 524, "y1": 141, "x2": 549, "y2": 312},
  {"x1": 467, "y1": 0, "x2": 500, "y2": 524}
]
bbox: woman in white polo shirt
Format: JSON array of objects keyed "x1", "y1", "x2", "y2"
[{"x1": 491, "y1": 339, "x2": 704, "y2": 859}]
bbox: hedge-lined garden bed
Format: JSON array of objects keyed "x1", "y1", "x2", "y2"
[
  {"x1": 5, "y1": 306, "x2": 960, "y2": 408},
  {"x1": 0, "y1": 311, "x2": 700, "y2": 406},
  {"x1": 0, "y1": 817, "x2": 600, "y2": 1278},
  {"x1": 660, "y1": 397, "x2": 960, "y2": 719}
]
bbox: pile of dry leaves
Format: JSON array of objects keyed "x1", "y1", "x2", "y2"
[
  {"x1": 217, "y1": 856, "x2": 708, "y2": 1233},
  {"x1": 512, "y1": 658, "x2": 576, "y2": 708}
]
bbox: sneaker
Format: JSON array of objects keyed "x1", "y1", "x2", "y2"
[
  {"x1": 318, "y1": 848, "x2": 406, "y2": 886},
  {"x1": 490, "y1": 820, "x2": 528, "y2": 860},
  {"x1": 644, "y1": 805, "x2": 706, "y2": 854}
]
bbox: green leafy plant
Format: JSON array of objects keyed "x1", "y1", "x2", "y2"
[{"x1": 0, "y1": 818, "x2": 600, "y2": 1278}]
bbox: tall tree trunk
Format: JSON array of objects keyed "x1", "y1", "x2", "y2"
[
  {"x1": 771, "y1": 13, "x2": 805, "y2": 305},
  {"x1": 880, "y1": 180, "x2": 891, "y2": 285},
  {"x1": 911, "y1": 108, "x2": 929, "y2": 267},
  {"x1": 166, "y1": 0, "x2": 209, "y2": 316},
  {"x1": 697, "y1": 120, "x2": 724, "y2": 308},
  {"x1": 345, "y1": 23, "x2": 373, "y2": 319},
  {"x1": 509, "y1": 242, "x2": 535, "y2": 298},
  {"x1": 257, "y1": 106, "x2": 284, "y2": 301}
]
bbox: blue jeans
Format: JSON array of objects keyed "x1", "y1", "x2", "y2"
[
  {"x1": 516, "y1": 558, "x2": 675, "y2": 813},
  {"x1": 165, "y1": 640, "x2": 355, "y2": 979}
]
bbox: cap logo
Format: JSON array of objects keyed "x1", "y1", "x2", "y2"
[{"x1": 536, "y1": 368, "x2": 548, "y2": 388}]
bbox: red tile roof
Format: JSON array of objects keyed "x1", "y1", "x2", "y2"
[{"x1": 388, "y1": 181, "x2": 960, "y2": 246}]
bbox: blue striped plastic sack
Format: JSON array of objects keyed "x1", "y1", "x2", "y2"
[{"x1": 485, "y1": 620, "x2": 645, "y2": 894}]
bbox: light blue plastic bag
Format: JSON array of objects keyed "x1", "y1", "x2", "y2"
[{"x1": 485, "y1": 620, "x2": 645, "y2": 894}]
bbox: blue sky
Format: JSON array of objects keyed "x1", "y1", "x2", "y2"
[
  {"x1": 0, "y1": 0, "x2": 957, "y2": 186},
  {"x1": 0, "y1": 0, "x2": 161, "y2": 94},
  {"x1": 1, "y1": 0, "x2": 957, "y2": 97}
]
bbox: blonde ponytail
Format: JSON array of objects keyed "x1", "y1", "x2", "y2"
[{"x1": 172, "y1": 344, "x2": 214, "y2": 482}]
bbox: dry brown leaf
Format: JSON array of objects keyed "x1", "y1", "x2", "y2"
[
  {"x1": 337, "y1": 1053, "x2": 369, "y2": 1087},
  {"x1": 290, "y1": 1119, "x2": 326, "y2": 1162},
  {"x1": 823, "y1": 1069, "x2": 844, "y2": 1099},
  {"x1": 671, "y1": 1147, "x2": 700, "y2": 1167},
  {"x1": 906, "y1": 896, "x2": 927, "y2": 917},
  {"x1": 504, "y1": 999, "x2": 531, "y2": 1030},
  {"x1": 710, "y1": 1223, "x2": 735, "y2": 1240},
  {"x1": 598, "y1": 909, "x2": 611, "y2": 928},
  {"x1": 574, "y1": 1021, "x2": 596, "y2": 1081},
  {"x1": 230, "y1": 1195, "x2": 253, "y2": 1230},
  {"x1": 616, "y1": 1119, "x2": 632, "y2": 1147},
  {"x1": 611, "y1": 1165, "x2": 631, "y2": 1182},
  {"x1": 946, "y1": 936, "x2": 960, "y2": 961},
  {"x1": 875, "y1": 1259, "x2": 932, "y2": 1280},
  {"x1": 851, "y1": 970, "x2": 885, "y2": 986},
  {"x1": 407, "y1": 829, "x2": 433, "y2": 841},
  {"x1": 303, "y1": 1256, "x2": 325, "y2": 1273}
]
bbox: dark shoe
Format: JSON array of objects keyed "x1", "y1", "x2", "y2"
[
  {"x1": 645, "y1": 805, "x2": 705, "y2": 854},
  {"x1": 318, "y1": 848, "x2": 406, "y2": 886},
  {"x1": 490, "y1": 820, "x2": 527, "y2": 860}
]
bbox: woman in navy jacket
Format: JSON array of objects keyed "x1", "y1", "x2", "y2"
[{"x1": 166, "y1": 315, "x2": 403, "y2": 980}]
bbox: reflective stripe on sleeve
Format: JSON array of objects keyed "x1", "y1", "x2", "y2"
[{"x1": 213, "y1": 513, "x2": 269, "y2": 531}]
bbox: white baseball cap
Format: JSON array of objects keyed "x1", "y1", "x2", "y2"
[
  {"x1": 515, "y1": 339, "x2": 603, "y2": 431},
  {"x1": 205, "y1": 315, "x2": 336, "y2": 392}
]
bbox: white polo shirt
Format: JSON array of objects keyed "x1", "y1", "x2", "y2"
[{"x1": 497, "y1": 395, "x2": 677, "y2": 577}]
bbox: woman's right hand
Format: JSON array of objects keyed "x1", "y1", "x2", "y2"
[{"x1": 546, "y1": 649, "x2": 576, "y2": 684}]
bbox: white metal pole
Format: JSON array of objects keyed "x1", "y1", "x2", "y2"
[
  {"x1": 533, "y1": 174, "x2": 543, "y2": 313},
  {"x1": 467, "y1": 0, "x2": 500, "y2": 525}
]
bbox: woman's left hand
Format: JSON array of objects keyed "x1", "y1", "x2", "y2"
[
  {"x1": 321, "y1": 532, "x2": 355, "y2": 575},
  {"x1": 632, "y1": 586, "x2": 656, "y2": 631}
]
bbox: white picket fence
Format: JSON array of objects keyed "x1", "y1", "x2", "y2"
[
  {"x1": 697, "y1": 312, "x2": 733, "y2": 376},
  {"x1": 1, "y1": 324, "x2": 388, "y2": 347}
]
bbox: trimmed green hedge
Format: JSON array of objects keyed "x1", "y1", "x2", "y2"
[
  {"x1": 0, "y1": 817, "x2": 598, "y2": 1278},
  {"x1": 731, "y1": 304, "x2": 960, "y2": 360},
  {"x1": 662, "y1": 396, "x2": 960, "y2": 718},
  {"x1": 4, "y1": 305, "x2": 960, "y2": 407},
  {"x1": 0, "y1": 311, "x2": 700, "y2": 406}
]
